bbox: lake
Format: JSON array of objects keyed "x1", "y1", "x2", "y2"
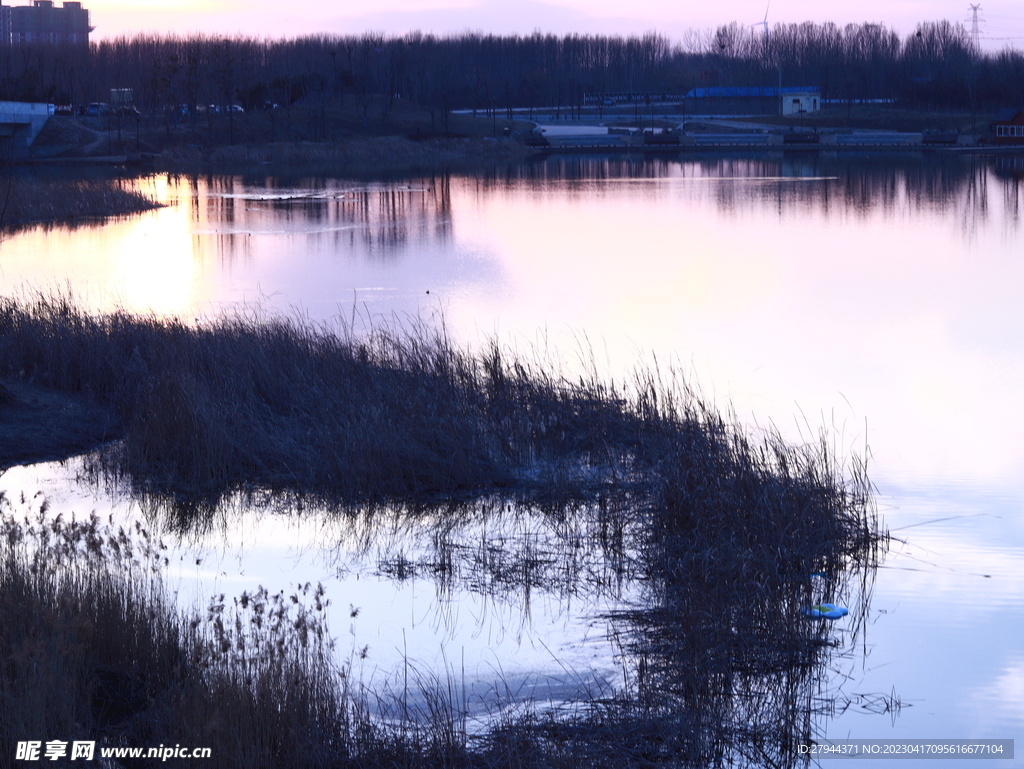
[{"x1": 1, "y1": 151, "x2": 1022, "y2": 765}]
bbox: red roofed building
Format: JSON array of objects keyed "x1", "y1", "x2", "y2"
[{"x1": 991, "y1": 109, "x2": 1024, "y2": 144}]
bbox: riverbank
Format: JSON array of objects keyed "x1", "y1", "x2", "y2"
[
  {"x1": 28, "y1": 96, "x2": 534, "y2": 173},
  {"x1": 0, "y1": 294, "x2": 875, "y2": 521},
  {"x1": 158, "y1": 134, "x2": 532, "y2": 175},
  {"x1": 0, "y1": 380, "x2": 119, "y2": 468}
]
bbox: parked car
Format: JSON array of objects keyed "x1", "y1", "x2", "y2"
[{"x1": 643, "y1": 130, "x2": 681, "y2": 145}]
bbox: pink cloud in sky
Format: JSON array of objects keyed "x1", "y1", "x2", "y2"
[{"x1": 84, "y1": 0, "x2": 1024, "y2": 50}]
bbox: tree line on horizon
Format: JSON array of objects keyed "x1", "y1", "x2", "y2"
[{"x1": 0, "y1": 20, "x2": 1020, "y2": 124}]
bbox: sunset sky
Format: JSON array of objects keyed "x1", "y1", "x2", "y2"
[{"x1": 80, "y1": 0, "x2": 1024, "y2": 51}]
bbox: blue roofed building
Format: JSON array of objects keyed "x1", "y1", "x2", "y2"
[{"x1": 684, "y1": 86, "x2": 820, "y2": 116}]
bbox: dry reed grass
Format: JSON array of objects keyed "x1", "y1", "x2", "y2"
[
  {"x1": 0, "y1": 291, "x2": 879, "y2": 565},
  {"x1": 0, "y1": 294, "x2": 876, "y2": 541},
  {"x1": 0, "y1": 495, "x2": 367, "y2": 767},
  {"x1": 0, "y1": 178, "x2": 160, "y2": 231},
  {"x1": 0, "y1": 293, "x2": 650, "y2": 505},
  {"x1": 0, "y1": 293, "x2": 884, "y2": 767}
]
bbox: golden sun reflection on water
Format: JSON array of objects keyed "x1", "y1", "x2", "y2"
[{"x1": 1, "y1": 176, "x2": 202, "y2": 317}]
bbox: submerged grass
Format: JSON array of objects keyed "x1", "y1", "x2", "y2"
[{"x1": 0, "y1": 293, "x2": 884, "y2": 766}]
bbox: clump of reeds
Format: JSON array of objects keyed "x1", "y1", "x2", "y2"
[
  {"x1": 0, "y1": 290, "x2": 879, "y2": 563},
  {"x1": 0, "y1": 495, "x2": 369, "y2": 767},
  {"x1": 0, "y1": 459, "x2": 882, "y2": 768},
  {"x1": 0, "y1": 177, "x2": 160, "y2": 231},
  {"x1": 0, "y1": 293, "x2": 641, "y2": 503},
  {"x1": 0, "y1": 499, "x2": 183, "y2": 742}
]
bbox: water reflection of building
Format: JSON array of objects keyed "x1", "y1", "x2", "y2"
[
  {"x1": 994, "y1": 154, "x2": 1024, "y2": 180},
  {"x1": 0, "y1": 1, "x2": 92, "y2": 45}
]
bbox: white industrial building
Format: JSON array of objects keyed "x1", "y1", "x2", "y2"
[{"x1": 781, "y1": 91, "x2": 820, "y2": 115}]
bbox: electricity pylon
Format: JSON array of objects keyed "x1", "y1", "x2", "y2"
[{"x1": 968, "y1": 4, "x2": 984, "y2": 52}]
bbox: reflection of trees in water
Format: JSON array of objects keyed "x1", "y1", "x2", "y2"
[
  {"x1": 486, "y1": 154, "x2": 1019, "y2": 237},
  {"x1": 173, "y1": 157, "x2": 1023, "y2": 262},
  {"x1": 994, "y1": 155, "x2": 1024, "y2": 181},
  {"x1": 180, "y1": 174, "x2": 453, "y2": 262}
]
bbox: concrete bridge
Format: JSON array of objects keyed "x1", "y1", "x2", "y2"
[{"x1": 0, "y1": 101, "x2": 53, "y2": 151}]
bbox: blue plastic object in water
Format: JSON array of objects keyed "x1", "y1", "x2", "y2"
[{"x1": 802, "y1": 603, "x2": 849, "y2": 619}]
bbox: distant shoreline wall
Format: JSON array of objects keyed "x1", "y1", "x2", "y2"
[{"x1": 0, "y1": 101, "x2": 53, "y2": 151}]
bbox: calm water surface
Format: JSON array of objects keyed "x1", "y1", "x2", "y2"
[{"x1": 2, "y1": 153, "x2": 1023, "y2": 762}]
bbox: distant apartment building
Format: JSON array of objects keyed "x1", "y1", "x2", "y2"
[{"x1": 0, "y1": 1, "x2": 92, "y2": 45}]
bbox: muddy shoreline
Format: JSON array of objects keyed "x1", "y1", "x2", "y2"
[{"x1": 0, "y1": 380, "x2": 119, "y2": 469}]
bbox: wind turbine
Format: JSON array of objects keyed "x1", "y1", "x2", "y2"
[
  {"x1": 751, "y1": 2, "x2": 773, "y2": 88},
  {"x1": 751, "y1": 1, "x2": 770, "y2": 51},
  {"x1": 751, "y1": 1, "x2": 770, "y2": 36}
]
